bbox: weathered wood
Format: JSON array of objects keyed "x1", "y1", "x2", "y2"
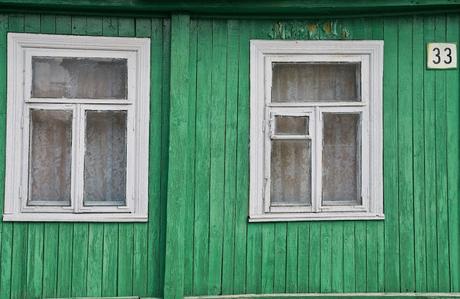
[{"x1": 163, "y1": 13, "x2": 190, "y2": 299}]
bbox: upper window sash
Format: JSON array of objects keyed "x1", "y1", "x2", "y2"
[
  {"x1": 24, "y1": 48, "x2": 137, "y2": 104},
  {"x1": 265, "y1": 55, "x2": 370, "y2": 106}
]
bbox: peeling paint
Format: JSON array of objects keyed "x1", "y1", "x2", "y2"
[{"x1": 269, "y1": 20, "x2": 351, "y2": 40}]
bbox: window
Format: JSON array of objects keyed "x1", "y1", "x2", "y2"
[
  {"x1": 4, "y1": 33, "x2": 150, "y2": 222},
  {"x1": 249, "y1": 40, "x2": 383, "y2": 221}
]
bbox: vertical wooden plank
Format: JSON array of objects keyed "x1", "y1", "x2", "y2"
[
  {"x1": 183, "y1": 18, "x2": 197, "y2": 296},
  {"x1": 86, "y1": 224, "x2": 103, "y2": 297},
  {"x1": 286, "y1": 223, "x2": 298, "y2": 293},
  {"x1": 208, "y1": 19, "x2": 227, "y2": 295},
  {"x1": 261, "y1": 223, "x2": 275, "y2": 294},
  {"x1": 86, "y1": 16, "x2": 103, "y2": 36},
  {"x1": 383, "y1": 16, "x2": 400, "y2": 292},
  {"x1": 146, "y1": 18, "x2": 164, "y2": 297},
  {"x1": 71, "y1": 16, "x2": 86, "y2": 34},
  {"x1": 297, "y1": 224, "x2": 309, "y2": 293},
  {"x1": 246, "y1": 224, "x2": 262, "y2": 294},
  {"x1": 446, "y1": 13, "x2": 460, "y2": 293},
  {"x1": 320, "y1": 223, "x2": 332, "y2": 293},
  {"x1": 233, "y1": 19, "x2": 248, "y2": 295},
  {"x1": 102, "y1": 17, "x2": 118, "y2": 36},
  {"x1": 398, "y1": 16, "x2": 415, "y2": 293},
  {"x1": 412, "y1": 15, "x2": 427, "y2": 292},
  {"x1": 355, "y1": 224, "x2": 367, "y2": 293},
  {"x1": 24, "y1": 14, "x2": 40, "y2": 33},
  {"x1": 55, "y1": 15, "x2": 71, "y2": 34},
  {"x1": 343, "y1": 222, "x2": 355, "y2": 292},
  {"x1": 71, "y1": 224, "x2": 88, "y2": 296},
  {"x1": 434, "y1": 14, "x2": 450, "y2": 292},
  {"x1": 163, "y1": 13, "x2": 190, "y2": 299},
  {"x1": 118, "y1": 17, "x2": 135, "y2": 37},
  {"x1": 132, "y1": 17, "x2": 151, "y2": 298},
  {"x1": 365, "y1": 222, "x2": 378, "y2": 292},
  {"x1": 157, "y1": 17, "x2": 170, "y2": 298},
  {"x1": 331, "y1": 223, "x2": 344, "y2": 292},
  {"x1": 102, "y1": 224, "x2": 118, "y2": 297},
  {"x1": 308, "y1": 224, "x2": 320, "y2": 293},
  {"x1": 40, "y1": 14, "x2": 56, "y2": 33},
  {"x1": 273, "y1": 223, "x2": 287, "y2": 293},
  {"x1": 423, "y1": 15, "x2": 438, "y2": 292},
  {"x1": 193, "y1": 18, "x2": 212, "y2": 296},
  {"x1": 221, "y1": 19, "x2": 239, "y2": 296}
]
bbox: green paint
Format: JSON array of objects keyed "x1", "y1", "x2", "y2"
[{"x1": 0, "y1": 8, "x2": 458, "y2": 299}]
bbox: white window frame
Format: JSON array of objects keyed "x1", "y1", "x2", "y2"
[
  {"x1": 249, "y1": 40, "x2": 384, "y2": 222},
  {"x1": 4, "y1": 33, "x2": 150, "y2": 222}
]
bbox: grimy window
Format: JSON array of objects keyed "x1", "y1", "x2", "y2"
[
  {"x1": 249, "y1": 40, "x2": 384, "y2": 221},
  {"x1": 4, "y1": 33, "x2": 150, "y2": 222}
]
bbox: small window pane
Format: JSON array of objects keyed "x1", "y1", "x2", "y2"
[
  {"x1": 29, "y1": 109, "x2": 72, "y2": 205},
  {"x1": 322, "y1": 113, "x2": 361, "y2": 205},
  {"x1": 32, "y1": 57, "x2": 128, "y2": 99},
  {"x1": 84, "y1": 110, "x2": 127, "y2": 206},
  {"x1": 271, "y1": 139, "x2": 311, "y2": 205},
  {"x1": 272, "y1": 62, "x2": 361, "y2": 102},
  {"x1": 274, "y1": 115, "x2": 309, "y2": 135}
]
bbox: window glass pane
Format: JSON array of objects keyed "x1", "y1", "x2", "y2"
[
  {"x1": 272, "y1": 62, "x2": 360, "y2": 102},
  {"x1": 29, "y1": 109, "x2": 72, "y2": 205},
  {"x1": 271, "y1": 139, "x2": 311, "y2": 205},
  {"x1": 274, "y1": 115, "x2": 309, "y2": 135},
  {"x1": 32, "y1": 57, "x2": 128, "y2": 99},
  {"x1": 322, "y1": 113, "x2": 361, "y2": 205},
  {"x1": 84, "y1": 110, "x2": 127, "y2": 206}
]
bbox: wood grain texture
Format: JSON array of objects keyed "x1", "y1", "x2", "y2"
[{"x1": 0, "y1": 11, "x2": 458, "y2": 299}]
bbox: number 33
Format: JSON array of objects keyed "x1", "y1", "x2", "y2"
[{"x1": 432, "y1": 47, "x2": 452, "y2": 64}]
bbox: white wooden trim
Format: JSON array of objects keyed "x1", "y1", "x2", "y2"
[
  {"x1": 4, "y1": 33, "x2": 150, "y2": 222},
  {"x1": 249, "y1": 40, "x2": 383, "y2": 221},
  {"x1": 185, "y1": 293, "x2": 460, "y2": 299}
]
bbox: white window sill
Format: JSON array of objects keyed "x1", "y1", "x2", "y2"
[
  {"x1": 248, "y1": 213, "x2": 385, "y2": 222},
  {"x1": 3, "y1": 213, "x2": 148, "y2": 222}
]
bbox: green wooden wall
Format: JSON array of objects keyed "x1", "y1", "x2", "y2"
[
  {"x1": 0, "y1": 10, "x2": 459, "y2": 299},
  {"x1": 0, "y1": 14, "x2": 170, "y2": 298},
  {"x1": 179, "y1": 15, "x2": 460, "y2": 297}
]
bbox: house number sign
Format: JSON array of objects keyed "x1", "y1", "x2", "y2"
[{"x1": 427, "y1": 43, "x2": 457, "y2": 69}]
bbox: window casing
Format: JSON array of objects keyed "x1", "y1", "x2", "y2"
[
  {"x1": 4, "y1": 33, "x2": 150, "y2": 222},
  {"x1": 249, "y1": 40, "x2": 383, "y2": 221}
]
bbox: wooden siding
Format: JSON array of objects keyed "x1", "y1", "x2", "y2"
[
  {"x1": 0, "y1": 14, "x2": 169, "y2": 298},
  {"x1": 0, "y1": 11, "x2": 458, "y2": 299},
  {"x1": 181, "y1": 15, "x2": 459, "y2": 297}
]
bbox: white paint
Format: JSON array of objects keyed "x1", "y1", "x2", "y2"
[
  {"x1": 4, "y1": 33, "x2": 150, "y2": 222},
  {"x1": 249, "y1": 40, "x2": 384, "y2": 221},
  {"x1": 427, "y1": 42, "x2": 457, "y2": 69}
]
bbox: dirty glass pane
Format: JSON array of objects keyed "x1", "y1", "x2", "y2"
[
  {"x1": 84, "y1": 110, "x2": 127, "y2": 206},
  {"x1": 32, "y1": 57, "x2": 128, "y2": 99},
  {"x1": 274, "y1": 115, "x2": 309, "y2": 135},
  {"x1": 271, "y1": 62, "x2": 361, "y2": 102},
  {"x1": 271, "y1": 139, "x2": 311, "y2": 205},
  {"x1": 322, "y1": 113, "x2": 361, "y2": 205},
  {"x1": 29, "y1": 109, "x2": 72, "y2": 205}
]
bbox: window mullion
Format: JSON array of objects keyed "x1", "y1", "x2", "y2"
[
  {"x1": 73, "y1": 103, "x2": 85, "y2": 213},
  {"x1": 313, "y1": 106, "x2": 322, "y2": 213}
]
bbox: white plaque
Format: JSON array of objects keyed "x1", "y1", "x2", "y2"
[{"x1": 427, "y1": 43, "x2": 457, "y2": 69}]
